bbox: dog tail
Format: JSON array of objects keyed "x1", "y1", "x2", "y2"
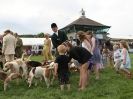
[
  {"x1": 19, "y1": 67, "x2": 23, "y2": 75},
  {"x1": 21, "y1": 52, "x2": 26, "y2": 61},
  {"x1": 27, "y1": 54, "x2": 32, "y2": 61},
  {"x1": 45, "y1": 68, "x2": 50, "y2": 78},
  {"x1": 32, "y1": 67, "x2": 36, "y2": 74}
]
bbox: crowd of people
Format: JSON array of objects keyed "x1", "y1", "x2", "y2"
[
  {"x1": 47, "y1": 23, "x2": 132, "y2": 91},
  {"x1": 0, "y1": 23, "x2": 132, "y2": 91}
]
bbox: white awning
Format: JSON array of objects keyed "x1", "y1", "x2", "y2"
[
  {"x1": 109, "y1": 35, "x2": 133, "y2": 40},
  {"x1": 21, "y1": 38, "x2": 44, "y2": 46}
]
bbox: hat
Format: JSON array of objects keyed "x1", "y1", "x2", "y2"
[
  {"x1": 4, "y1": 29, "x2": 11, "y2": 33},
  {"x1": 51, "y1": 23, "x2": 57, "y2": 28}
]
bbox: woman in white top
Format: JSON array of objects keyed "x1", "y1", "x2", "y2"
[
  {"x1": 85, "y1": 31, "x2": 103, "y2": 80},
  {"x1": 77, "y1": 31, "x2": 92, "y2": 53},
  {"x1": 77, "y1": 31, "x2": 92, "y2": 86},
  {"x1": 113, "y1": 44, "x2": 121, "y2": 72}
]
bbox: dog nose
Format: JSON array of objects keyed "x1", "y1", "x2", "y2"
[{"x1": 3, "y1": 68, "x2": 7, "y2": 72}]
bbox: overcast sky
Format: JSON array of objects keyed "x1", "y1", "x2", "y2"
[{"x1": 0, "y1": 0, "x2": 133, "y2": 37}]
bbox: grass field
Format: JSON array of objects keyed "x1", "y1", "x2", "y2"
[{"x1": 0, "y1": 54, "x2": 133, "y2": 99}]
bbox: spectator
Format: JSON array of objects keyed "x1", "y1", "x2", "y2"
[
  {"x1": 2, "y1": 30, "x2": 16, "y2": 62},
  {"x1": 14, "y1": 33, "x2": 23, "y2": 58},
  {"x1": 42, "y1": 33, "x2": 53, "y2": 61},
  {"x1": 51, "y1": 23, "x2": 68, "y2": 56},
  {"x1": 69, "y1": 36, "x2": 77, "y2": 46}
]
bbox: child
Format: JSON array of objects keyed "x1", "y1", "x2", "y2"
[
  {"x1": 113, "y1": 44, "x2": 121, "y2": 72},
  {"x1": 120, "y1": 40, "x2": 131, "y2": 78},
  {"x1": 102, "y1": 47, "x2": 108, "y2": 67},
  {"x1": 54, "y1": 44, "x2": 70, "y2": 91}
]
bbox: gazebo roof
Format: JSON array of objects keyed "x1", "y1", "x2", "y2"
[
  {"x1": 62, "y1": 16, "x2": 110, "y2": 29},
  {"x1": 60, "y1": 9, "x2": 110, "y2": 34}
]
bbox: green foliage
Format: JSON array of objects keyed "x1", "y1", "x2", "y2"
[
  {"x1": 0, "y1": 54, "x2": 133, "y2": 99},
  {"x1": 19, "y1": 34, "x2": 36, "y2": 38},
  {"x1": 37, "y1": 32, "x2": 44, "y2": 38}
]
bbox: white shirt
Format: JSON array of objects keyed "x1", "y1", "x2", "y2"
[
  {"x1": 82, "y1": 41, "x2": 92, "y2": 53},
  {"x1": 54, "y1": 31, "x2": 58, "y2": 36},
  {"x1": 113, "y1": 49, "x2": 121, "y2": 62},
  {"x1": 70, "y1": 40, "x2": 77, "y2": 46}
]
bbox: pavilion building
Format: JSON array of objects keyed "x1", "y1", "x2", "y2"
[{"x1": 60, "y1": 9, "x2": 111, "y2": 42}]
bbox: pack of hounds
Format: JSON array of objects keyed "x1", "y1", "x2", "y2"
[{"x1": 0, "y1": 53, "x2": 79, "y2": 91}]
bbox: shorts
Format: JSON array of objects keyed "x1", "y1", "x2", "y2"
[
  {"x1": 88, "y1": 61, "x2": 93, "y2": 70},
  {"x1": 58, "y1": 72, "x2": 70, "y2": 85}
]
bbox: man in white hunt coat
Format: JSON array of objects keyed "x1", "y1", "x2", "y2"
[{"x1": 2, "y1": 30, "x2": 16, "y2": 62}]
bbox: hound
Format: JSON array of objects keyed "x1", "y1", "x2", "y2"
[
  {"x1": 3, "y1": 61, "x2": 20, "y2": 74},
  {"x1": 0, "y1": 70, "x2": 22, "y2": 91},
  {"x1": 27, "y1": 67, "x2": 51, "y2": 88}
]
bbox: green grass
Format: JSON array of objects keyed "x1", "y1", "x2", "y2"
[{"x1": 0, "y1": 54, "x2": 133, "y2": 99}]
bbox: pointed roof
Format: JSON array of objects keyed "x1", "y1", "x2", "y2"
[
  {"x1": 65, "y1": 17, "x2": 110, "y2": 27},
  {"x1": 60, "y1": 9, "x2": 110, "y2": 32}
]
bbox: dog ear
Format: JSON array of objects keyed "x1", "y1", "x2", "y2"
[
  {"x1": 8, "y1": 63, "x2": 13, "y2": 68},
  {"x1": 45, "y1": 68, "x2": 50, "y2": 78},
  {"x1": 8, "y1": 63, "x2": 15, "y2": 72},
  {"x1": 4, "y1": 63, "x2": 12, "y2": 68}
]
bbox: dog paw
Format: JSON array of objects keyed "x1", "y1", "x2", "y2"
[
  {"x1": 50, "y1": 82, "x2": 53, "y2": 85},
  {"x1": 28, "y1": 85, "x2": 31, "y2": 88},
  {"x1": 47, "y1": 85, "x2": 50, "y2": 88},
  {"x1": 35, "y1": 83, "x2": 37, "y2": 86}
]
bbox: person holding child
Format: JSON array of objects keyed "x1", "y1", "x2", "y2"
[
  {"x1": 54, "y1": 44, "x2": 70, "y2": 91},
  {"x1": 119, "y1": 40, "x2": 131, "y2": 78}
]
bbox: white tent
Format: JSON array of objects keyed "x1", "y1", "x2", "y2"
[
  {"x1": 21, "y1": 38, "x2": 44, "y2": 46},
  {"x1": 109, "y1": 35, "x2": 133, "y2": 40},
  {"x1": 21, "y1": 38, "x2": 54, "y2": 54}
]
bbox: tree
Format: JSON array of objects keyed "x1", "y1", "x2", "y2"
[{"x1": 37, "y1": 32, "x2": 44, "y2": 38}]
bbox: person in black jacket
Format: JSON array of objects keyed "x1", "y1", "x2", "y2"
[
  {"x1": 0, "y1": 36, "x2": 3, "y2": 68},
  {"x1": 0, "y1": 47, "x2": 3, "y2": 69},
  {"x1": 63, "y1": 41, "x2": 92, "y2": 91},
  {"x1": 51, "y1": 23, "x2": 68, "y2": 56}
]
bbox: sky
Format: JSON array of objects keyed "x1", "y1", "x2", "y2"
[{"x1": 0, "y1": 0, "x2": 133, "y2": 37}]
